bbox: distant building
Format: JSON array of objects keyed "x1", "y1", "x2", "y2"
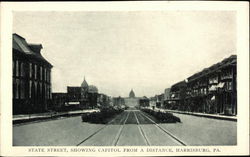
[
  {"x1": 52, "y1": 77, "x2": 99, "y2": 110},
  {"x1": 52, "y1": 93, "x2": 67, "y2": 111},
  {"x1": 164, "y1": 88, "x2": 171, "y2": 100},
  {"x1": 139, "y1": 96, "x2": 150, "y2": 107},
  {"x1": 98, "y1": 93, "x2": 111, "y2": 107},
  {"x1": 129, "y1": 89, "x2": 135, "y2": 98},
  {"x1": 124, "y1": 89, "x2": 140, "y2": 107},
  {"x1": 112, "y1": 96, "x2": 125, "y2": 108},
  {"x1": 169, "y1": 81, "x2": 187, "y2": 110},
  {"x1": 156, "y1": 93, "x2": 164, "y2": 108},
  {"x1": 13, "y1": 33, "x2": 53, "y2": 114}
]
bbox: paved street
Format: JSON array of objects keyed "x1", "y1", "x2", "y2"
[{"x1": 13, "y1": 109, "x2": 236, "y2": 146}]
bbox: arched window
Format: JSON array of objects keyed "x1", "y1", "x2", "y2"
[
  {"x1": 40, "y1": 66, "x2": 43, "y2": 80},
  {"x1": 20, "y1": 80, "x2": 25, "y2": 99},
  {"x1": 13, "y1": 61, "x2": 15, "y2": 76},
  {"x1": 44, "y1": 68, "x2": 47, "y2": 82},
  {"x1": 13, "y1": 79, "x2": 16, "y2": 99},
  {"x1": 44, "y1": 84, "x2": 47, "y2": 99},
  {"x1": 34, "y1": 82, "x2": 37, "y2": 98},
  {"x1": 16, "y1": 79, "x2": 19, "y2": 99},
  {"x1": 29, "y1": 63, "x2": 32, "y2": 78},
  {"x1": 40, "y1": 82, "x2": 42, "y2": 96},
  {"x1": 34, "y1": 64, "x2": 37, "y2": 79},
  {"x1": 29, "y1": 81, "x2": 32, "y2": 98},
  {"x1": 20, "y1": 62, "x2": 24, "y2": 77},
  {"x1": 16, "y1": 60, "x2": 19, "y2": 77},
  {"x1": 47, "y1": 85, "x2": 49, "y2": 99}
]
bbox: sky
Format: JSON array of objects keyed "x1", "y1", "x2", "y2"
[{"x1": 13, "y1": 11, "x2": 236, "y2": 97}]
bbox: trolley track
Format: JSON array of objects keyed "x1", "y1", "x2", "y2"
[
  {"x1": 139, "y1": 111, "x2": 187, "y2": 146},
  {"x1": 112, "y1": 111, "x2": 130, "y2": 146},
  {"x1": 76, "y1": 111, "x2": 128, "y2": 146},
  {"x1": 134, "y1": 111, "x2": 150, "y2": 146},
  {"x1": 76, "y1": 109, "x2": 186, "y2": 146}
]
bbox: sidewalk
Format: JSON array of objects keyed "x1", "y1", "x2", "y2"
[
  {"x1": 13, "y1": 109, "x2": 100, "y2": 124},
  {"x1": 144, "y1": 107, "x2": 237, "y2": 122}
]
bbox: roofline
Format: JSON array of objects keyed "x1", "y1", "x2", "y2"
[
  {"x1": 187, "y1": 55, "x2": 237, "y2": 82},
  {"x1": 13, "y1": 33, "x2": 26, "y2": 40}
]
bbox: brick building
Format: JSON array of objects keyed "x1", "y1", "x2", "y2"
[
  {"x1": 162, "y1": 55, "x2": 237, "y2": 116},
  {"x1": 13, "y1": 34, "x2": 53, "y2": 114}
]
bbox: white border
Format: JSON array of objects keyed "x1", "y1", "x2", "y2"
[{"x1": 0, "y1": 1, "x2": 249, "y2": 156}]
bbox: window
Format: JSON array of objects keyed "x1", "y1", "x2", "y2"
[
  {"x1": 20, "y1": 80, "x2": 25, "y2": 99},
  {"x1": 44, "y1": 85, "x2": 47, "y2": 99},
  {"x1": 49, "y1": 85, "x2": 51, "y2": 99},
  {"x1": 44, "y1": 69, "x2": 47, "y2": 81},
  {"x1": 227, "y1": 82, "x2": 232, "y2": 90},
  {"x1": 29, "y1": 81, "x2": 32, "y2": 98},
  {"x1": 16, "y1": 79, "x2": 19, "y2": 99},
  {"x1": 40, "y1": 82, "x2": 42, "y2": 96},
  {"x1": 29, "y1": 63, "x2": 32, "y2": 78},
  {"x1": 47, "y1": 85, "x2": 49, "y2": 99},
  {"x1": 209, "y1": 75, "x2": 218, "y2": 84},
  {"x1": 20, "y1": 62, "x2": 24, "y2": 77},
  {"x1": 34, "y1": 82, "x2": 37, "y2": 98},
  {"x1": 40, "y1": 66, "x2": 43, "y2": 80},
  {"x1": 48, "y1": 71, "x2": 50, "y2": 82},
  {"x1": 16, "y1": 60, "x2": 19, "y2": 77},
  {"x1": 34, "y1": 64, "x2": 37, "y2": 79}
]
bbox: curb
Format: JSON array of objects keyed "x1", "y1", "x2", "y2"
[
  {"x1": 165, "y1": 110, "x2": 237, "y2": 122},
  {"x1": 13, "y1": 112, "x2": 88, "y2": 126}
]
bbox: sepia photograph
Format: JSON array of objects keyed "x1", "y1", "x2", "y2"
[{"x1": 0, "y1": 1, "x2": 249, "y2": 156}]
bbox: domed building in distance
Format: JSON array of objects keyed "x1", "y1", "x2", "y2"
[
  {"x1": 65, "y1": 77, "x2": 99, "y2": 109},
  {"x1": 129, "y1": 89, "x2": 135, "y2": 98},
  {"x1": 124, "y1": 89, "x2": 140, "y2": 107}
]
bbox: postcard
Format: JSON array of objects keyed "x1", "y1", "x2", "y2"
[{"x1": 0, "y1": 1, "x2": 249, "y2": 156}]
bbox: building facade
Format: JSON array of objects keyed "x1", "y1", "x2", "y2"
[
  {"x1": 139, "y1": 96, "x2": 150, "y2": 107},
  {"x1": 124, "y1": 89, "x2": 140, "y2": 107},
  {"x1": 162, "y1": 55, "x2": 237, "y2": 116},
  {"x1": 52, "y1": 78, "x2": 99, "y2": 110},
  {"x1": 112, "y1": 96, "x2": 125, "y2": 108},
  {"x1": 185, "y1": 55, "x2": 237, "y2": 115},
  {"x1": 13, "y1": 33, "x2": 53, "y2": 114}
]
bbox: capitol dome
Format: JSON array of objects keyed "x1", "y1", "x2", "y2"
[
  {"x1": 88, "y1": 85, "x2": 98, "y2": 93},
  {"x1": 81, "y1": 77, "x2": 88, "y2": 88},
  {"x1": 129, "y1": 89, "x2": 135, "y2": 98}
]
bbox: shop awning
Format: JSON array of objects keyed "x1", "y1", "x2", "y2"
[
  {"x1": 211, "y1": 96, "x2": 215, "y2": 100},
  {"x1": 68, "y1": 102, "x2": 80, "y2": 105},
  {"x1": 209, "y1": 85, "x2": 217, "y2": 91},
  {"x1": 217, "y1": 82, "x2": 225, "y2": 88}
]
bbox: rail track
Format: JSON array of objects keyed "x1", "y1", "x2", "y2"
[
  {"x1": 138, "y1": 111, "x2": 187, "y2": 146},
  {"x1": 76, "y1": 109, "x2": 186, "y2": 146},
  {"x1": 76, "y1": 111, "x2": 128, "y2": 146},
  {"x1": 112, "y1": 111, "x2": 130, "y2": 146}
]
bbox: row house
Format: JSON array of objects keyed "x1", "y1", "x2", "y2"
[
  {"x1": 155, "y1": 93, "x2": 165, "y2": 108},
  {"x1": 13, "y1": 34, "x2": 53, "y2": 114},
  {"x1": 186, "y1": 55, "x2": 237, "y2": 115},
  {"x1": 167, "y1": 81, "x2": 187, "y2": 110}
]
